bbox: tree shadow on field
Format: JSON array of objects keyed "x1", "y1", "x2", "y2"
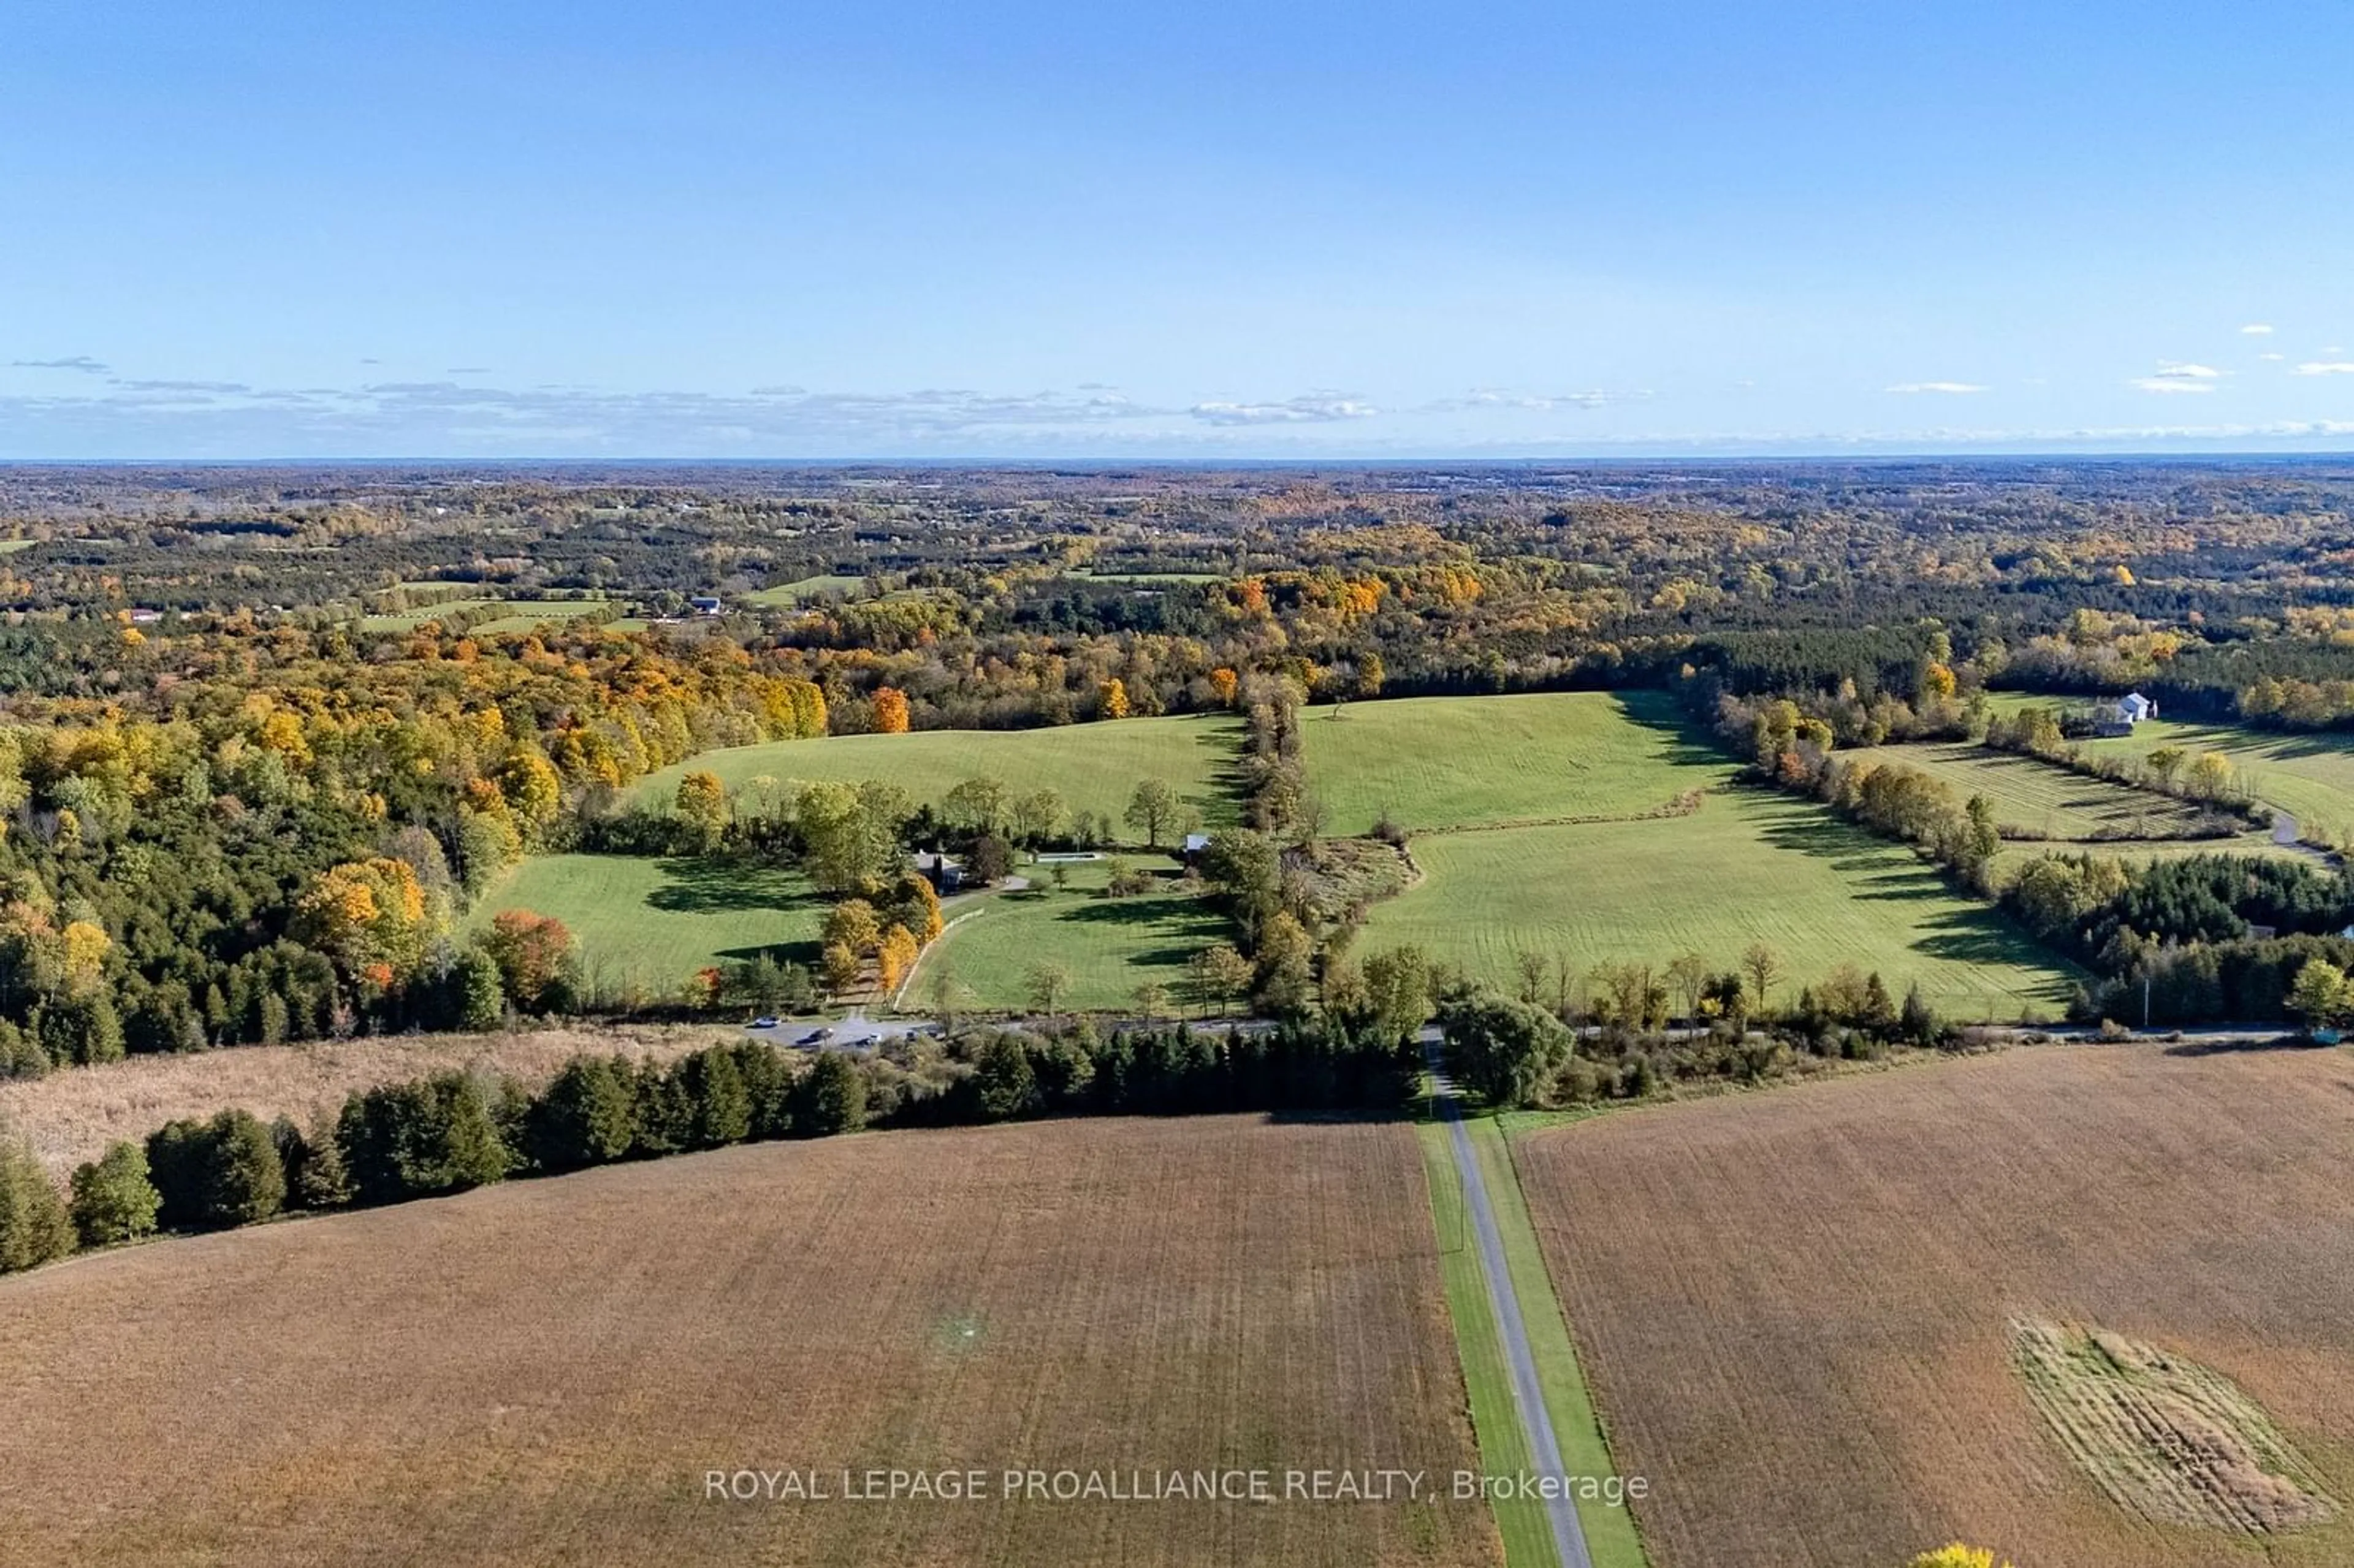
[
  {"x1": 1619, "y1": 691, "x2": 1737, "y2": 772},
  {"x1": 2164, "y1": 1034, "x2": 2319, "y2": 1057},
  {"x1": 646, "y1": 858, "x2": 826, "y2": 916},
  {"x1": 1911, "y1": 908, "x2": 2052, "y2": 967},
  {"x1": 714, "y1": 938, "x2": 823, "y2": 968}
]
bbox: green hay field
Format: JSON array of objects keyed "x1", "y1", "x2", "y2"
[
  {"x1": 916, "y1": 856, "x2": 1232, "y2": 1013},
  {"x1": 744, "y1": 573, "x2": 866, "y2": 606},
  {"x1": 470, "y1": 854, "x2": 826, "y2": 995},
  {"x1": 1362, "y1": 790, "x2": 2078, "y2": 1020},
  {"x1": 1842, "y1": 740, "x2": 2220, "y2": 839},
  {"x1": 631, "y1": 713, "x2": 1243, "y2": 842},
  {"x1": 1987, "y1": 692, "x2": 2354, "y2": 846},
  {"x1": 1303, "y1": 691, "x2": 1732, "y2": 835}
]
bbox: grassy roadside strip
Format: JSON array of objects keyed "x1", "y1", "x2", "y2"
[
  {"x1": 1465, "y1": 1116, "x2": 1651, "y2": 1568},
  {"x1": 1415, "y1": 1122, "x2": 1555, "y2": 1567}
]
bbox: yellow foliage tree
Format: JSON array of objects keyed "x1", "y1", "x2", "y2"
[
  {"x1": 877, "y1": 924, "x2": 919, "y2": 994},
  {"x1": 61, "y1": 919, "x2": 110, "y2": 993},
  {"x1": 293, "y1": 857, "x2": 432, "y2": 983},
  {"x1": 1906, "y1": 1547, "x2": 2012, "y2": 1568},
  {"x1": 871, "y1": 686, "x2": 911, "y2": 734},
  {"x1": 1100, "y1": 678, "x2": 1130, "y2": 719}
]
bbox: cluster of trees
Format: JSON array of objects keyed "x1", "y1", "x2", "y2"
[
  {"x1": 1720, "y1": 692, "x2": 2004, "y2": 887},
  {"x1": 0, "y1": 1005, "x2": 1425, "y2": 1277},
  {"x1": 1442, "y1": 962, "x2": 1952, "y2": 1112},
  {"x1": 1998, "y1": 851, "x2": 2354, "y2": 1024}
]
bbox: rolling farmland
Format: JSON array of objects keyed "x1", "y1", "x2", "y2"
[
  {"x1": 916, "y1": 858, "x2": 1233, "y2": 1013},
  {"x1": 0, "y1": 1116, "x2": 1503, "y2": 1568},
  {"x1": 632, "y1": 712, "x2": 1242, "y2": 840},
  {"x1": 1360, "y1": 790, "x2": 2078, "y2": 1018},
  {"x1": 1841, "y1": 740, "x2": 2223, "y2": 840},
  {"x1": 1303, "y1": 691, "x2": 1729, "y2": 835},
  {"x1": 1512, "y1": 1044, "x2": 2354, "y2": 1568},
  {"x1": 471, "y1": 854, "x2": 828, "y2": 992}
]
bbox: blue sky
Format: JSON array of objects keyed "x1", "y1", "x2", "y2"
[{"x1": 4, "y1": 1, "x2": 2351, "y2": 457}]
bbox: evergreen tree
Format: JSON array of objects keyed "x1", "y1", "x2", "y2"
[
  {"x1": 527, "y1": 1056, "x2": 639, "y2": 1171},
  {"x1": 0, "y1": 1133, "x2": 73, "y2": 1273},
  {"x1": 69, "y1": 1140, "x2": 161, "y2": 1246},
  {"x1": 796, "y1": 1051, "x2": 867, "y2": 1136}
]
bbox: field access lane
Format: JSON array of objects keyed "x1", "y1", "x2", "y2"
[{"x1": 1425, "y1": 1040, "x2": 1594, "y2": 1568}]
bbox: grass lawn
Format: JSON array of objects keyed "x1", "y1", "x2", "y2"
[
  {"x1": 917, "y1": 856, "x2": 1232, "y2": 1013},
  {"x1": 1987, "y1": 691, "x2": 2354, "y2": 846},
  {"x1": 1418, "y1": 1119, "x2": 1651, "y2": 1568},
  {"x1": 1843, "y1": 740, "x2": 2218, "y2": 839},
  {"x1": 1363, "y1": 789, "x2": 2079, "y2": 1020},
  {"x1": 469, "y1": 853, "x2": 826, "y2": 995},
  {"x1": 359, "y1": 598, "x2": 614, "y2": 634},
  {"x1": 743, "y1": 573, "x2": 866, "y2": 606},
  {"x1": 1303, "y1": 691, "x2": 1731, "y2": 835},
  {"x1": 631, "y1": 712, "x2": 1243, "y2": 842}
]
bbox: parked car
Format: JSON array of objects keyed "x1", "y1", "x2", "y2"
[
  {"x1": 750, "y1": 1016, "x2": 779, "y2": 1030},
  {"x1": 798, "y1": 1027, "x2": 833, "y2": 1046}
]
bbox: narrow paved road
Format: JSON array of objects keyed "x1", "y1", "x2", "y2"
[{"x1": 1424, "y1": 1040, "x2": 1593, "y2": 1568}]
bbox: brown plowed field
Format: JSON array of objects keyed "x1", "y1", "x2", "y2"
[
  {"x1": 1515, "y1": 1043, "x2": 2354, "y2": 1568},
  {"x1": 0, "y1": 1114, "x2": 1499, "y2": 1568}
]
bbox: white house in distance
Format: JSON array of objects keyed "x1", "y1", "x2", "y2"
[{"x1": 2093, "y1": 691, "x2": 2157, "y2": 737}]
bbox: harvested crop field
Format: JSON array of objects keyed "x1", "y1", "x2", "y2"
[
  {"x1": 0, "y1": 1025, "x2": 733, "y2": 1179},
  {"x1": 0, "y1": 1114, "x2": 1501, "y2": 1568},
  {"x1": 1512, "y1": 1043, "x2": 2354, "y2": 1567}
]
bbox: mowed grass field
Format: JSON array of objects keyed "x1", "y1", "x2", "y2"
[
  {"x1": 744, "y1": 573, "x2": 866, "y2": 606},
  {"x1": 0, "y1": 1116, "x2": 1503, "y2": 1568},
  {"x1": 471, "y1": 854, "x2": 826, "y2": 993},
  {"x1": 1361, "y1": 790, "x2": 2078, "y2": 1018},
  {"x1": 1843, "y1": 740, "x2": 2220, "y2": 840},
  {"x1": 1988, "y1": 693, "x2": 2354, "y2": 843},
  {"x1": 1512, "y1": 1044, "x2": 2354, "y2": 1568},
  {"x1": 632, "y1": 712, "x2": 1243, "y2": 841},
  {"x1": 919, "y1": 857, "x2": 1232, "y2": 1013},
  {"x1": 1303, "y1": 692, "x2": 1729, "y2": 834}
]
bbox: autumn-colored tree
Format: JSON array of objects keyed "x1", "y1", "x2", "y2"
[
  {"x1": 877, "y1": 924, "x2": 919, "y2": 994},
  {"x1": 1906, "y1": 1548, "x2": 2012, "y2": 1568},
  {"x1": 293, "y1": 858, "x2": 433, "y2": 984},
  {"x1": 498, "y1": 750, "x2": 565, "y2": 843},
  {"x1": 1189, "y1": 942, "x2": 1254, "y2": 1016},
  {"x1": 673, "y1": 769, "x2": 729, "y2": 850},
  {"x1": 871, "y1": 686, "x2": 911, "y2": 734},
  {"x1": 1208, "y1": 667, "x2": 1240, "y2": 706},
  {"x1": 822, "y1": 899, "x2": 882, "y2": 957},
  {"x1": 2186, "y1": 750, "x2": 2236, "y2": 800},
  {"x1": 821, "y1": 942, "x2": 862, "y2": 995},
  {"x1": 479, "y1": 909, "x2": 577, "y2": 1011},
  {"x1": 1099, "y1": 678, "x2": 1130, "y2": 720},
  {"x1": 61, "y1": 920, "x2": 109, "y2": 995}
]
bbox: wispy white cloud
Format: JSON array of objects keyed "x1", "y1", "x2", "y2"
[
  {"x1": 1886, "y1": 381, "x2": 1987, "y2": 395},
  {"x1": 10, "y1": 356, "x2": 109, "y2": 374},
  {"x1": 2132, "y1": 361, "x2": 2225, "y2": 394},
  {"x1": 1187, "y1": 394, "x2": 1377, "y2": 426},
  {"x1": 2294, "y1": 361, "x2": 2354, "y2": 376},
  {"x1": 2241, "y1": 323, "x2": 2276, "y2": 335},
  {"x1": 2260, "y1": 352, "x2": 2286, "y2": 362}
]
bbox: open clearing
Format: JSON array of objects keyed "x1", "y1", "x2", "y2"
[
  {"x1": 919, "y1": 856, "x2": 1232, "y2": 1013},
  {"x1": 1989, "y1": 694, "x2": 2354, "y2": 845},
  {"x1": 631, "y1": 712, "x2": 1242, "y2": 839},
  {"x1": 0, "y1": 1115, "x2": 1501, "y2": 1568},
  {"x1": 1362, "y1": 789, "x2": 2078, "y2": 1019},
  {"x1": 471, "y1": 854, "x2": 826, "y2": 993},
  {"x1": 1304, "y1": 692, "x2": 1729, "y2": 835},
  {"x1": 359, "y1": 596, "x2": 614, "y2": 633},
  {"x1": 0, "y1": 1025, "x2": 730, "y2": 1179},
  {"x1": 1843, "y1": 740, "x2": 2222, "y2": 840},
  {"x1": 1510, "y1": 1044, "x2": 2354, "y2": 1568},
  {"x1": 744, "y1": 573, "x2": 866, "y2": 606}
]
